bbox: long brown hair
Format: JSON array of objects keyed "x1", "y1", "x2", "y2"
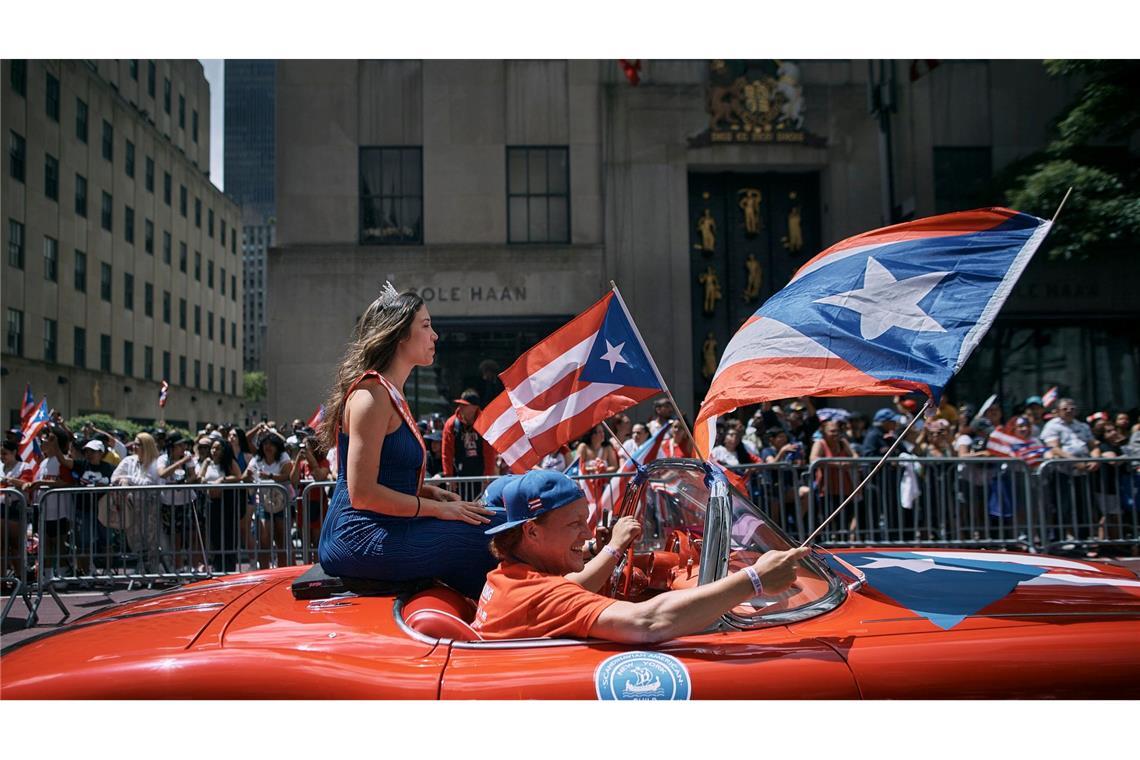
[{"x1": 319, "y1": 289, "x2": 425, "y2": 450}]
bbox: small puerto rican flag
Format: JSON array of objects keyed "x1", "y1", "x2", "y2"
[
  {"x1": 1041, "y1": 386, "x2": 1059, "y2": 408},
  {"x1": 528, "y1": 497, "x2": 544, "y2": 512},
  {"x1": 158, "y1": 379, "x2": 169, "y2": 408}
]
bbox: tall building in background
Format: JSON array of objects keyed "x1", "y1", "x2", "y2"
[
  {"x1": 2, "y1": 59, "x2": 243, "y2": 428},
  {"x1": 223, "y1": 60, "x2": 275, "y2": 374}
]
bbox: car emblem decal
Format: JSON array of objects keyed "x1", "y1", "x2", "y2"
[{"x1": 594, "y1": 652, "x2": 691, "y2": 701}]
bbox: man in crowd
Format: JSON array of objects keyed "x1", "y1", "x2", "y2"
[
  {"x1": 646, "y1": 398, "x2": 675, "y2": 436},
  {"x1": 783, "y1": 399, "x2": 819, "y2": 449},
  {"x1": 472, "y1": 469, "x2": 806, "y2": 642},
  {"x1": 442, "y1": 390, "x2": 497, "y2": 498},
  {"x1": 859, "y1": 408, "x2": 898, "y2": 457},
  {"x1": 1041, "y1": 398, "x2": 1098, "y2": 461}
]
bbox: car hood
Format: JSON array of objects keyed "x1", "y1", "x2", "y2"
[{"x1": 827, "y1": 549, "x2": 1140, "y2": 630}]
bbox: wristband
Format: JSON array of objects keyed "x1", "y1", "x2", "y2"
[
  {"x1": 743, "y1": 566, "x2": 764, "y2": 597},
  {"x1": 602, "y1": 544, "x2": 623, "y2": 563}
]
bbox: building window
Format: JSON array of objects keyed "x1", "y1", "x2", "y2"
[
  {"x1": 8, "y1": 131, "x2": 25, "y2": 182},
  {"x1": 192, "y1": 110, "x2": 198, "y2": 142},
  {"x1": 162, "y1": 291, "x2": 171, "y2": 324},
  {"x1": 194, "y1": 197, "x2": 201, "y2": 227},
  {"x1": 74, "y1": 250, "x2": 86, "y2": 292},
  {"x1": 76, "y1": 98, "x2": 88, "y2": 142},
  {"x1": 178, "y1": 94, "x2": 185, "y2": 129},
  {"x1": 44, "y1": 153, "x2": 59, "y2": 201},
  {"x1": 179, "y1": 298, "x2": 187, "y2": 329},
  {"x1": 144, "y1": 282, "x2": 153, "y2": 317},
  {"x1": 207, "y1": 260, "x2": 214, "y2": 289},
  {"x1": 220, "y1": 367, "x2": 225, "y2": 394},
  {"x1": 231, "y1": 229, "x2": 236, "y2": 254},
  {"x1": 74, "y1": 326, "x2": 86, "y2": 369},
  {"x1": 162, "y1": 350, "x2": 171, "y2": 382},
  {"x1": 145, "y1": 219, "x2": 154, "y2": 254},
  {"x1": 933, "y1": 147, "x2": 994, "y2": 215},
  {"x1": 124, "y1": 206, "x2": 135, "y2": 244},
  {"x1": 208, "y1": 311, "x2": 214, "y2": 340},
  {"x1": 359, "y1": 146, "x2": 423, "y2": 245},
  {"x1": 194, "y1": 305, "x2": 201, "y2": 335},
  {"x1": 123, "y1": 340, "x2": 134, "y2": 377},
  {"x1": 129, "y1": 60, "x2": 138, "y2": 81},
  {"x1": 220, "y1": 219, "x2": 226, "y2": 243},
  {"x1": 208, "y1": 208, "x2": 214, "y2": 238},
  {"x1": 163, "y1": 171, "x2": 171, "y2": 205},
  {"x1": 145, "y1": 156, "x2": 154, "y2": 192},
  {"x1": 179, "y1": 185, "x2": 187, "y2": 217},
  {"x1": 179, "y1": 356, "x2": 186, "y2": 386},
  {"x1": 125, "y1": 140, "x2": 135, "y2": 178},
  {"x1": 208, "y1": 362, "x2": 214, "y2": 392},
  {"x1": 163, "y1": 78, "x2": 171, "y2": 114},
  {"x1": 7, "y1": 219, "x2": 24, "y2": 269},
  {"x1": 144, "y1": 345, "x2": 154, "y2": 380},
  {"x1": 46, "y1": 72, "x2": 60, "y2": 121},
  {"x1": 100, "y1": 334, "x2": 111, "y2": 372},
  {"x1": 179, "y1": 242, "x2": 187, "y2": 272},
  {"x1": 194, "y1": 251, "x2": 201, "y2": 281},
  {"x1": 10, "y1": 60, "x2": 26, "y2": 97},
  {"x1": 231, "y1": 322, "x2": 236, "y2": 348},
  {"x1": 231, "y1": 274, "x2": 236, "y2": 301},
  {"x1": 6, "y1": 309, "x2": 23, "y2": 356},
  {"x1": 147, "y1": 61, "x2": 156, "y2": 98},
  {"x1": 100, "y1": 262, "x2": 112, "y2": 301},
  {"x1": 101, "y1": 192, "x2": 113, "y2": 231},
  {"x1": 507, "y1": 146, "x2": 570, "y2": 244},
  {"x1": 74, "y1": 173, "x2": 87, "y2": 216},
  {"x1": 231, "y1": 369, "x2": 236, "y2": 393},
  {"x1": 43, "y1": 318, "x2": 57, "y2": 363},
  {"x1": 220, "y1": 266, "x2": 226, "y2": 295},
  {"x1": 124, "y1": 272, "x2": 134, "y2": 311},
  {"x1": 194, "y1": 359, "x2": 201, "y2": 389},
  {"x1": 102, "y1": 120, "x2": 113, "y2": 161},
  {"x1": 43, "y1": 236, "x2": 58, "y2": 281},
  {"x1": 162, "y1": 231, "x2": 171, "y2": 264},
  {"x1": 220, "y1": 316, "x2": 225, "y2": 345}
]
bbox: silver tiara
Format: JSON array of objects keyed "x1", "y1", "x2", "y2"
[{"x1": 377, "y1": 280, "x2": 401, "y2": 309}]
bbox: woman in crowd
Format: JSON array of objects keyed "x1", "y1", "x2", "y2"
[
  {"x1": 810, "y1": 419, "x2": 860, "y2": 542},
  {"x1": 228, "y1": 427, "x2": 255, "y2": 474},
  {"x1": 243, "y1": 431, "x2": 293, "y2": 569},
  {"x1": 1, "y1": 440, "x2": 31, "y2": 579},
  {"x1": 157, "y1": 435, "x2": 199, "y2": 572},
  {"x1": 198, "y1": 438, "x2": 243, "y2": 573},
  {"x1": 291, "y1": 432, "x2": 332, "y2": 561},
  {"x1": 317, "y1": 285, "x2": 502, "y2": 598},
  {"x1": 111, "y1": 432, "x2": 164, "y2": 575},
  {"x1": 711, "y1": 425, "x2": 759, "y2": 469},
  {"x1": 575, "y1": 424, "x2": 619, "y2": 527},
  {"x1": 26, "y1": 425, "x2": 75, "y2": 574}
]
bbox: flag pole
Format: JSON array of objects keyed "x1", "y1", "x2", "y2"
[
  {"x1": 1051, "y1": 186, "x2": 1073, "y2": 224},
  {"x1": 799, "y1": 397, "x2": 932, "y2": 548},
  {"x1": 609, "y1": 281, "x2": 699, "y2": 456}
]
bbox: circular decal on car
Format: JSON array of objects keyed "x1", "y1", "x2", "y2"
[{"x1": 594, "y1": 651, "x2": 692, "y2": 701}]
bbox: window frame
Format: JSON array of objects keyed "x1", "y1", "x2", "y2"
[
  {"x1": 506, "y1": 146, "x2": 571, "y2": 245},
  {"x1": 44, "y1": 153, "x2": 59, "y2": 201},
  {"x1": 74, "y1": 173, "x2": 87, "y2": 217},
  {"x1": 42, "y1": 235, "x2": 58, "y2": 282},
  {"x1": 46, "y1": 72, "x2": 60, "y2": 122},
  {"x1": 10, "y1": 60, "x2": 27, "y2": 97},
  {"x1": 101, "y1": 191, "x2": 113, "y2": 232},
  {"x1": 8, "y1": 219, "x2": 24, "y2": 269},
  {"x1": 9, "y1": 131, "x2": 26, "y2": 183},
  {"x1": 125, "y1": 140, "x2": 135, "y2": 178},
  {"x1": 100, "y1": 262, "x2": 112, "y2": 302},
  {"x1": 73, "y1": 249, "x2": 86, "y2": 292},
  {"x1": 43, "y1": 318, "x2": 57, "y2": 363},
  {"x1": 100, "y1": 333, "x2": 112, "y2": 372},
  {"x1": 358, "y1": 146, "x2": 424, "y2": 245},
  {"x1": 101, "y1": 119, "x2": 114, "y2": 162},
  {"x1": 124, "y1": 272, "x2": 134, "y2": 311},
  {"x1": 6, "y1": 308, "x2": 24, "y2": 356},
  {"x1": 76, "y1": 97, "x2": 88, "y2": 143},
  {"x1": 74, "y1": 326, "x2": 86, "y2": 369}
]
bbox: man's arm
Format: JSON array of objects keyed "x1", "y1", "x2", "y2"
[{"x1": 589, "y1": 547, "x2": 807, "y2": 644}]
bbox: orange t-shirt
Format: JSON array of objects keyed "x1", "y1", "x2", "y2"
[{"x1": 472, "y1": 559, "x2": 617, "y2": 640}]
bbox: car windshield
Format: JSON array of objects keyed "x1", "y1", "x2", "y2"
[{"x1": 623, "y1": 461, "x2": 843, "y2": 627}]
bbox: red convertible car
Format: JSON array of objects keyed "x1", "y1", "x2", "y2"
[{"x1": 4, "y1": 459, "x2": 1139, "y2": 699}]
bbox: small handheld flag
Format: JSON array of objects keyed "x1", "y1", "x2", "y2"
[
  {"x1": 1042, "y1": 386, "x2": 1059, "y2": 408},
  {"x1": 20, "y1": 384, "x2": 36, "y2": 426},
  {"x1": 158, "y1": 380, "x2": 170, "y2": 408},
  {"x1": 19, "y1": 398, "x2": 50, "y2": 464}
]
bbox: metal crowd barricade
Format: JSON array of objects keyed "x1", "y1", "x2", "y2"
[
  {"x1": 2, "y1": 487, "x2": 34, "y2": 625},
  {"x1": 1035, "y1": 456, "x2": 1140, "y2": 554},
  {"x1": 727, "y1": 462, "x2": 809, "y2": 542},
  {"x1": 800, "y1": 456, "x2": 1036, "y2": 549}
]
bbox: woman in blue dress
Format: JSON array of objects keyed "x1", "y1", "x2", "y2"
[{"x1": 317, "y1": 284, "x2": 503, "y2": 597}]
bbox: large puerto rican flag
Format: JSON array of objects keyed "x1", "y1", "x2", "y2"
[
  {"x1": 19, "y1": 398, "x2": 50, "y2": 464},
  {"x1": 695, "y1": 208, "x2": 1052, "y2": 456},
  {"x1": 477, "y1": 289, "x2": 664, "y2": 471}
]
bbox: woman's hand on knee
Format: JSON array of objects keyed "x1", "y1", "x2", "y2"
[{"x1": 431, "y1": 499, "x2": 495, "y2": 525}]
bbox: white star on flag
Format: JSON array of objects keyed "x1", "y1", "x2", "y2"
[
  {"x1": 599, "y1": 340, "x2": 629, "y2": 372},
  {"x1": 855, "y1": 557, "x2": 983, "y2": 574},
  {"x1": 814, "y1": 257, "x2": 951, "y2": 340}
]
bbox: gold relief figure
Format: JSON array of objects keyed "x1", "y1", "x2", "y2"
[
  {"x1": 695, "y1": 208, "x2": 717, "y2": 253},
  {"x1": 782, "y1": 194, "x2": 804, "y2": 252},
  {"x1": 743, "y1": 253, "x2": 763, "y2": 302},
  {"x1": 92, "y1": 381, "x2": 102, "y2": 409},
  {"x1": 702, "y1": 332, "x2": 719, "y2": 379},
  {"x1": 698, "y1": 266, "x2": 722, "y2": 314},
  {"x1": 738, "y1": 188, "x2": 763, "y2": 235}
]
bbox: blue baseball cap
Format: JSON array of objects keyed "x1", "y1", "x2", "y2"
[
  {"x1": 485, "y1": 469, "x2": 586, "y2": 535},
  {"x1": 1025, "y1": 395, "x2": 1044, "y2": 407},
  {"x1": 873, "y1": 408, "x2": 896, "y2": 424},
  {"x1": 479, "y1": 474, "x2": 517, "y2": 511}
]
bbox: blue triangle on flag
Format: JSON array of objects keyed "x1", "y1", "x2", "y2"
[
  {"x1": 844, "y1": 551, "x2": 1049, "y2": 630},
  {"x1": 578, "y1": 297, "x2": 663, "y2": 390}
]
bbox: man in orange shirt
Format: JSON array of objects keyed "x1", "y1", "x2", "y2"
[{"x1": 472, "y1": 469, "x2": 806, "y2": 643}]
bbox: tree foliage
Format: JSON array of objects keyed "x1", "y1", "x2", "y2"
[
  {"x1": 244, "y1": 371, "x2": 268, "y2": 403},
  {"x1": 1001, "y1": 60, "x2": 1140, "y2": 259}
]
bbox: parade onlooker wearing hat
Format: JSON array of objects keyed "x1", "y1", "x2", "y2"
[
  {"x1": 859, "y1": 408, "x2": 898, "y2": 458},
  {"x1": 472, "y1": 469, "x2": 806, "y2": 642},
  {"x1": 442, "y1": 389, "x2": 497, "y2": 492}
]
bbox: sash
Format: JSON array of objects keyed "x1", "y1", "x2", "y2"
[{"x1": 342, "y1": 370, "x2": 428, "y2": 494}]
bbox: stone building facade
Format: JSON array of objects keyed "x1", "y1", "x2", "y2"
[
  {"x1": 268, "y1": 60, "x2": 1138, "y2": 422},
  {"x1": 2, "y1": 59, "x2": 243, "y2": 430}
]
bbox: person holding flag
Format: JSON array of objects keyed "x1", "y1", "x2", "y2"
[{"x1": 317, "y1": 284, "x2": 503, "y2": 598}]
